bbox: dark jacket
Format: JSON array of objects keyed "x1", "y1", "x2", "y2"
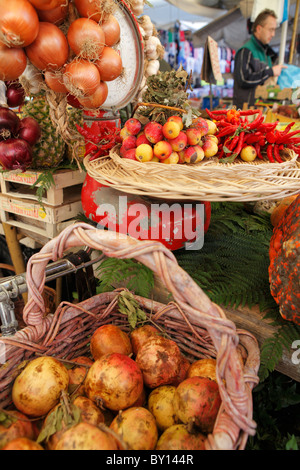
[{"x1": 233, "y1": 35, "x2": 278, "y2": 109}]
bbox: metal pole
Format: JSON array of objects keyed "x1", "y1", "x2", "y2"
[
  {"x1": 289, "y1": 0, "x2": 300, "y2": 64},
  {"x1": 279, "y1": 0, "x2": 290, "y2": 65}
]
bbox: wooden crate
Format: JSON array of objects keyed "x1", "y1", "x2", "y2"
[
  {"x1": 0, "y1": 168, "x2": 86, "y2": 206},
  {"x1": 0, "y1": 168, "x2": 86, "y2": 242}
]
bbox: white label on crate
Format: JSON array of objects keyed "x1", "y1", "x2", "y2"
[
  {"x1": 2, "y1": 172, "x2": 39, "y2": 185},
  {"x1": 2, "y1": 200, "x2": 46, "y2": 220}
]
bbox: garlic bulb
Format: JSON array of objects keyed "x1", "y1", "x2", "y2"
[
  {"x1": 0, "y1": 81, "x2": 7, "y2": 107},
  {"x1": 131, "y1": 0, "x2": 144, "y2": 16},
  {"x1": 139, "y1": 15, "x2": 153, "y2": 38},
  {"x1": 19, "y1": 62, "x2": 45, "y2": 96},
  {"x1": 145, "y1": 36, "x2": 163, "y2": 60},
  {"x1": 145, "y1": 59, "x2": 160, "y2": 77}
]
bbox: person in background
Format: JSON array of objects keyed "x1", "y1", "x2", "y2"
[{"x1": 233, "y1": 9, "x2": 287, "y2": 109}]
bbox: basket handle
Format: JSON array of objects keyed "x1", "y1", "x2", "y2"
[{"x1": 23, "y1": 222, "x2": 259, "y2": 449}]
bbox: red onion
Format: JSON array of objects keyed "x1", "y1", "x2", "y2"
[
  {"x1": 18, "y1": 117, "x2": 41, "y2": 146},
  {"x1": 0, "y1": 106, "x2": 20, "y2": 136},
  {"x1": 6, "y1": 82, "x2": 25, "y2": 108},
  {"x1": 0, "y1": 138, "x2": 33, "y2": 170}
]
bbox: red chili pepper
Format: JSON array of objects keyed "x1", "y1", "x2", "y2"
[
  {"x1": 205, "y1": 109, "x2": 228, "y2": 121},
  {"x1": 239, "y1": 109, "x2": 261, "y2": 116},
  {"x1": 278, "y1": 129, "x2": 300, "y2": 144},
  {"x1": 255, "y1": 143, "x2": 263, "y2": 159},
  {"x1": 266, "y1": 131, "x2": 278, "y2": 144},
  {"x1": 233, "y1": 131, "x2": 245, "y2": 156},
  {"x1": 216, "y1": 125, "x2": 239, "y2": 138},
  {"x1": 284, "y1": 137, "x2": 300, "y2": 144},
  {"x1": 288, "y1": 144, "x2": 300, "y2": 155},
  {"x1": 266, "y1": 144, "x2": 275, "y2": 162},
  {"x1": 273, "y1": 144, "x2": 283, "y2": 163},
  {"x1": 244, "y1": 131, "x2": 263, "y2": 144},
  {"x1": 246, "y1": 110, "x2": 264, "y2": 130}
]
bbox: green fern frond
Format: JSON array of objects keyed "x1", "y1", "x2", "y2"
[
  {"x1": 96, "y1": 257, "x2": 154, "y2": 298},
  {"x1": 259, "y1": 322, "x2": 300, "y2": 381}
]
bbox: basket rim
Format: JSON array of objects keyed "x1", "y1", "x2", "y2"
[{"x1": 83, "y1": 147, "x2": 300, "y2": 202}]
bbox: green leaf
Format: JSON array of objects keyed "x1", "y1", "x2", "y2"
[{"x1": 0, "y1": 410, "x2": 17, "y2": 428}]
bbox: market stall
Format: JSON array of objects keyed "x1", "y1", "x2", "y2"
[{"x1": 0, "y1": 0, "x2": 299, "y2": 453}]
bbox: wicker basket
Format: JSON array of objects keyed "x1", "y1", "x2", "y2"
[
  {"x1": 84, "y1": 146, "x2": 300, "y2": 202},
  {"x1": 0, "y1": 223, "x2": 260, "y2": 450}
]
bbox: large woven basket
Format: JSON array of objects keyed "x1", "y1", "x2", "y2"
[
  {"x1": 84, "y1": 146, "x2": 300, "y2": 202},
  {"x1": 0, "y1": 223, "x2": 260, "y2": 450}
]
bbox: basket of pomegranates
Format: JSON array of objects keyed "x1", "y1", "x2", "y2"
[{"x1": 0, "y1": 223, "x2": 260, "y2": 450}]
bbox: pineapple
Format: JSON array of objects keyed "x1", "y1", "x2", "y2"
[{"x1": 21, "y1": 94, "x2": 66, "y2": 169}]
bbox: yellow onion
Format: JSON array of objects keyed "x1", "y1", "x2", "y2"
[
  {"x1": 63, "y1": 58, "x2": 100, "y2": 98},
  {"x1": 0, "y1": 0, "x2": 39, "y2": 48},
  {"x1": 25, "y1": 22, "x2": 69, "y2": 71},
  {"x1": 67, "y1": 17, "x2": 105, "y2": 61},
  {"x1": 0, "y1": 43, "x2": 27, "y2": 81}
]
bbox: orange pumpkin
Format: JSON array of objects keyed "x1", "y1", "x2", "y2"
[
  {"x1": 269, "y1": 194, "x2": 300, "y2": 324},
  {"x1": 270, "y1": 195, "x2": 298, "y2": 227}
]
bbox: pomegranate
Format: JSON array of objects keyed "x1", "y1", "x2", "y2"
[
  {"x1": 171, "y1": 354, "x2": 190, "y2": 386},
  {"x1": 187, "y1": 358, "x2": 217, "y2": 382},
  {"x1": 90, "y1": 324, "x2": 132, "y2": 360},
  {"x1": 131, "y1": 387, "x2": 147, "y2": 407},
  {"x1": 72, "y1": 396, "x2": 105, "y2": 426},
  {"x1": 0, "y1": 410, "x2": 37, "y2": 449},
  {"x1": 173, "y1": 376, "x2": 221, "y2": 433},
  {"x1": 130, "y1": 324, "x2": 161, "y2": 356},
  {"x1": 148, "y1": 385, "x2": 179, "y2": 432},
  {"x1": 12, "y1": 356, "x2": 69, "y2": 417},
  {"x1": 2, "y1": 437, "x2": 44, "y2": 450},
  {"x1": 67, "y1": 355, "x2": 93, "y2": 396},
  {"x1": 135, "y1": 336, "x2": 182, "y2": 388},
  {"x1": 156, "y1": 424, "x2": 206, "y2": 450},
  {"x1": 110, "y1": 407, "x2": 158, "y2": 450},
  {"x1": 85, "y1": 353, "x2": 144, "y2": 411},
  {"x1": 54, "y1": 422, "x2": 119, "y2": 450}
]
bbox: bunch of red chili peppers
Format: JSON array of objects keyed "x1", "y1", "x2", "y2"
[
  {"x1": 205, "y1": 108, "x2": 300, "y2": 163},
  {"x1": 76, "y1": 120, "x2": 121, "y2": 161}
]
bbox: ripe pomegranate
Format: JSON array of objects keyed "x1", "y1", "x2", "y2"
[
  {"x1": 171, "y1": 354, "x2": 190, "y2": 386},
  {"x1": 68, "y1": 355, "x2": 93, "y2": 396},
  {"x1": 131, "y1": 387, "x2": 147, "y2": 407},
  {"x1": 187, "y1": 358, "x2": 217, "y2": 382},
  {"x1": 135, "y1": 336, "x2": 182, "y2": 388},
  {"x1": 12, "y1": 356, "x2": 69, "y2": 417},
  {"x1": 72, "y1": 396, "x2": 105, "y2": 426},
  {"x1": 148, "y1": 385, "x2": 179, "y2": 432},
  {"x1": 130, "y1": 324, "x2": 161, "y2": 355},
  {"x1": 0, "y1": 410, "x2": 37, "y2": 449},
  {"x1": 156, "y1": 424, "x2": 206, "y2": 450},
  {"x1": 85, "y1": 353, "x2": 144, "y2": 411},
  {"x1": 110, "y1": 407, "x2": 158, "y2": 450},
  {"x1": 173, "y1": 376, "x2": 221, "y2": 433},
  {"x1": 2, "y1": 437, "x2": 44, "y2": 450},
  {"x1": 54, "y1": 422, "x2": 119, "y2": 450},
  {"x1": 40, "y1": 396, "x2": 105, "y2": 450},
  {"x1": 90, "y1": 324, "x2": 132, "y2": 360}
]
